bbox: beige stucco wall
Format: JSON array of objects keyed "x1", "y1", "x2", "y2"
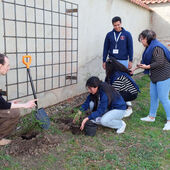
[
  {"x1": 149, "y1": 3, "x2": 170, "y2": 49},
  {"x1": 0, "y1": 0, "x2": 151, "y2": 109},
  {"x1": 69, "y1": 0, "x2": 151, "y2": 94}
]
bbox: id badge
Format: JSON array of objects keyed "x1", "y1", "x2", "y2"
[{"x1": 113, "y1": 49, "x2": 119, "y2": 54}]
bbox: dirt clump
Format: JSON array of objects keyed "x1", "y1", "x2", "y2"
[
  {"x1": 70, "y1": 124, "x2": 82, "y2": 135},
  {"x1": 56, "y1": 118, "x2": 82, "y2": 135}
]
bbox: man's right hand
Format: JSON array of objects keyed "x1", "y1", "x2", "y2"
[
  {"x1": 102, "y1": 62, "x2": 106, "y2": 70},
  {"x1": 24, "y1": 99, "x2": 37, "y2": 108}
]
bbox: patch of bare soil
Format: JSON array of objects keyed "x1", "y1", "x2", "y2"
[
  {"x1": 5, "y1": 132, "x2": 61, "y2": 156},
  {"x1": 54, "y1": 117, "x2": 83, "y2": 135},
  {"x1": 0, "y1": 93, "x2": 88, "y2": 158},
  {"x1": 48, "y1": 92, "x2": 90, "y2": 136}
]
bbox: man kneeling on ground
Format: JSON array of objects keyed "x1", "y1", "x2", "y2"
[{"x1": 0, "y1": 53, "x2": 37, "y2": 146}]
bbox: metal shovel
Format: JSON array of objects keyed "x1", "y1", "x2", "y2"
[{"x1": 22, "y1": 55, "x2": 50, "y2": 129}]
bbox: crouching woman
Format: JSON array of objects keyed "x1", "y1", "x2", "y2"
[{"x1": 80, "y1": 76, "x2": 127, "y2": 134}]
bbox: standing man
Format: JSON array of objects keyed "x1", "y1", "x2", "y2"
[{"x1": 103, "y1": 16, "x2": 133, "y2": 69}]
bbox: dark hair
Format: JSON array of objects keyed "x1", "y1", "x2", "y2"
[
  {"x1": 0, "y1": 53, "x2": 7, "y2": 65},
  {"x1": 86, "y1": 76, "x2": 119, "y2": 109},
  {"x1": 105, "y1": 58, "x2": 130, "y2": 84},
  {"x1": 86, "y1": 76, "x2": 101, "y2": 88},
  {"x1": 138, "y1": 29, "x2": 156, "y2": 45},
  {"x1": 112, "y1": 16, "x2": 121, "y2": 24},
  {"x1": 86, "y1": 77, "x2": 101, "y2": 111}
]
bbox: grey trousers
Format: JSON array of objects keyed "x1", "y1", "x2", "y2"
[{"x1": 89, "y1": 101, "x2": 126, "y2": 129}]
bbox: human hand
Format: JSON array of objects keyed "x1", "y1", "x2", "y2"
[
  {"x1": 136, "y1": 63, "x2": 140, "y2": 68},
  {"x1": 137, "y1": 64, "x2": 150, "y2": 70},
  {"x1": 80, "y1": 117, "x2": 89, "y2": 131},
  {"x1": 128, "y1": 61, "x2": 133, "y2": 69},
  {"x1": 102, "y1": 62, "x2": 106, "y2": 70},
  {"x1": 129, "y1": 66, "x2": 138, "y2": 75},
  {"x1": 129, "y1": 69, "x2": 134, "y2": 75},
  {"x1": 12, "y1": 100, "x2": 21, "y2": 104},
  {"x1": 24, "y1": 99, "x2": 37, "y2": 108}
]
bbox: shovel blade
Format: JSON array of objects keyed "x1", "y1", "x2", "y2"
[{"x1": 35, "y1": 108, "x2": 50, "y2": 129}]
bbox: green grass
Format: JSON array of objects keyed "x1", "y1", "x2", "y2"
[{"x1": 0, "y1": 75, "x2": 170, "y2": 170}]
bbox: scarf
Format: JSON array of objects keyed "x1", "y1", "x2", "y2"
[{"x1": 142, "y1": 39, "x2": 170, "y2": 74}]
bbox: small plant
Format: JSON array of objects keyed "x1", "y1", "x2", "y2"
[
  {"x1": 18, "y1": 110, "x2": 43, "y2": 136},
  {"x1": 72, "y1": 110, "x2": 82, "y2": 125}
]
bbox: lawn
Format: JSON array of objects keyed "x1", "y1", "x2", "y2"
[{"x1": 0, "y1": 74, "x2": 170, "y2": 170}]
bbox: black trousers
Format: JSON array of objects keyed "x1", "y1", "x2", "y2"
[{"x1": 119, "y1": 91, "x2": 138, "y2": 102}]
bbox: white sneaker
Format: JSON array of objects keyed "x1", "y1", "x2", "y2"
[
  {"x1": 140, "y1": 115, "x2": 155, "y2": 122},
  {"x1": 126, "y1": 101, "x2": 132, "y2": 107},
  {"x1": 163, "y1": 122, "x2": 170, "y2": 130},
  {"x1": 117, "y1": 121, "x2": 126, "y2": 134},
  {"x1": 124, "y1": 107, "x2": 133, "y2": 118}
]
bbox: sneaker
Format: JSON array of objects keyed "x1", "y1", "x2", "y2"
[
  {"x1": 124, "y1": 107, "x2": 133, "y2": 118},
  {"x1": 163, "y1": 121, "x2": 170, "y2": 130},
  {"x1": 126, "y1": 101, "x2": 132, "y2": 107},
  {"x1": 140, "y1": 115, "x2": 155, "y2": 122},
  {"x1": 117, "y1": 121, "x2": 126, "y2": 134}
]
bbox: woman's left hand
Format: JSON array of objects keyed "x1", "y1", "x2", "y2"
[
  {"x1": 137, "y1": 64, "x2": 150, "y2": 69},
  {"x1": 80, "y1": 117, "x2": 89, "y2": 131}
]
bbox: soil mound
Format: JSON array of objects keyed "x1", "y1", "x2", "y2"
[{"x1": 6, "y1": 132, "x2": 61, "y2": 156}]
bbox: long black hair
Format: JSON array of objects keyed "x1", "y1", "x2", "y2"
[
  {"x1": 105, "y1": 57, "x2": 130, "y2": 83},
  {"x1": 86, "y1": 76, "x2": 119, "y2": 110}
]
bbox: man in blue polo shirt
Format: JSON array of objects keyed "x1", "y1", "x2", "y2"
[{"x1": 103, "y1": 16, "x2": 133, "y2": 69}]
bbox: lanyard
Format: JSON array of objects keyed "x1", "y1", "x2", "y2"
[{"x1": 114, "y1": 32, "x2": 122, "y2": 49}]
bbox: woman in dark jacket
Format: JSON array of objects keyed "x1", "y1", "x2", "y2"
[
  {"x1": 79, "y1": 76, "x2": 127, "y2": 134},
  {"x1": 105, "y1": 57, "x2": 140, "y2": 117},
  {"x1": 134, "y1": 30, "x2": 170, "y2": 131}
]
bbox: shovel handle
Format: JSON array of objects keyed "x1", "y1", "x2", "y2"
[{"x1": 22, "y1": 55, "x2": 32, "y2": 68}]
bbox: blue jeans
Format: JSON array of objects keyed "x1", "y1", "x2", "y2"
[
  {"x1": 100, "y1": 109, "x2": 126, "y2": 129},
  {"x1": 117, "y1": 59, "x2": 128, "y2": 68},
  {"x1": 149, "y1": 78, "x2": 170, "y2": 120},
  {"x1": 90, "y1": 101, "x2": 126, "y2": 129}
]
